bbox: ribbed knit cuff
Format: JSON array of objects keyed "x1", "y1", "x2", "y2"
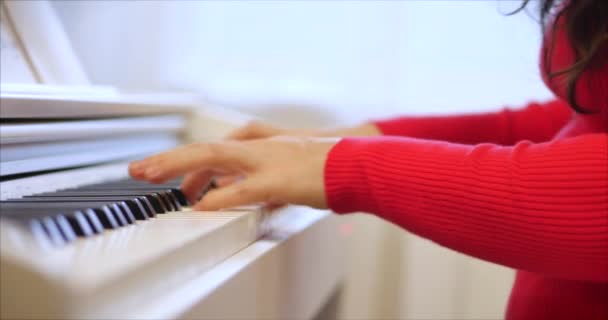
[
  {"x1": 324, "y1": 136, "x2": 471, "y2": 215},
  {"x1": 324, "y1": 138, "x2": 380, "y2": 214}
]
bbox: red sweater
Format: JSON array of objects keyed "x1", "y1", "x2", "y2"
[{"x1": 324, "y1": 13, "x2": 608, "y2": 320}]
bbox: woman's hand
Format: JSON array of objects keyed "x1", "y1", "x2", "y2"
[{"x1": 128, "y1": 137, "x2": 338, "y2": 210}]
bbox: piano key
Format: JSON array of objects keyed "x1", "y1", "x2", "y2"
[
  {"x1": 84, "y1": 209, "x2": 105, "y2": 233},
  {"x1": 137, "y1": 197, "x2": 156, "y2": 218},
  {"x1": 0, "y1": 178, "x2": 194, "y2": 245},
  {"x1": 170, "y1": 188, "x2": 189, "y2": 206},
  {"x1": 162, "y1": 192, "x2": 180, "y2": 211},
  {"x1": 51, "y1": 184, "x2": 192, "y2": 208},
  {"x1": 67, "y1": 181, "x2": 181, "y2": 191},
  {"x1": 138, "y1": 193, "x2": 167, "y2": 213},
  {"x1": 125, "y1": 198, "x2": 150, "y2": 220},
  {"x1": 4, "y1": 202, "x2": 121, "y2": 232},
  {"x1": 109, "y1": 204, "x2": 128, "y2": 226},
  {"x1": 81, "y1": 206, "x2": 118, "y2": 230},
  {"x1": 28, "y1": 219, "x2": 52, "y2": 248},
  {"x1": 2, "y1": 207, "x2": 89, "y2": 238},
  {"x1": 66, "y1": 211, "x2": 94, "y2": 237},
  {"x1": 2, "y1": 204, "x2": 111, "y2": 234},
  {"x1": 116, "y1": 202, "x2": 136, "y2": 224},
  {"x1": 54, "y1": 214, "x2": 77, "y2": 242},
  {"x1": 34, "y1": 190, "x2": 175, "y2": 196},
  {"x1": 157, "y1": 193, "x2": 176, "y2": 211},
  {"x1": 10, "y1": 195, "x2": 148, "y2": 220},
  {"x1": 9, "y1": 218, "x2": 54, "y2": 248},
  {"x1": 169, "y1": 191, "x2": 184, "y2": 208},
  {"x1": 24, "y1": 193, "x2": 165, "y2": 218},
  {"x1": 4, "y1": 213, "x2": 63, "y2": 246},
  {"x1": 40, "y1": 216, "x2": 66, "y2": 247}
]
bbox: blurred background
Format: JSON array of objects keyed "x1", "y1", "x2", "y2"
[{"x1": 52, "y1": 1, "x2": 554, "y2": 319}]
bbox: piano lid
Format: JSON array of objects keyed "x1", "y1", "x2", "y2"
[{"x1": 0, "y1": 88, "x2": 200, "y2": 119}]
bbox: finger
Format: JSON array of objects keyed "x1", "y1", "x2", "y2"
[
  {"x1": 129, "y1": 160, "x2": 146, "y2": 180},
  {"x1": 193, "y1": 177, "x2": 269, "y2": 211},
  {"x1": 214, "y1": 174, "x2": 244, "y2": 188},
  {"x1": 129, "y1": 142, "x2": 255, "y2": 184},
  {"x1": 180, "y1": 169, "x2": 215, "y2": 204}
]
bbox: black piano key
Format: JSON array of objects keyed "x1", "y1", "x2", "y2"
[
  {"x1": 50, "y1": 194, "x2": 166, "y2": 214},
  {"x1": 170, "y1": 188, "x2": 189, "y2": 206},
  {"x1": 160, "y1": 192, "x2": 178, "y2": 211},
  {"x1": 110, "y1": 209, "x2": 126, "y2": 226},
  {"x1": 33, "y1": 186, "x2": 182, "y2": 215},
  {"x1": 124, "y1": 199, "x2": 149, "y2": 220},
  {"x1": 116, "y1": 202, "x2": 136, "y2": 224},
  {"x1": 137, "y1": 196, "x2": 156, "y2": 218},
  {"x1": 108, "y1": 204, "x2": 127, "y2": 226},
  {"x1": 2, "y1": 200, "x2": 130, "y2": 229},
  {"x1": 6, "y1": 196, "x2": 147, "y2": 225},
  {"x1": 67, "y1": 181, "x2": 181, "y2": 191},
  {"x1": 0, "y1": 177, "x2": 195, "y2": 247},
  {"x1": 85, "y1": 209, "x2": 105, "y2": 233},
  {"x1": 66, "y1": 211, "x2": 94, "y2": 237},
  {"x1": 21, "y1": 196, "x2": 150, "y2": 220},
  {"x1": 28, "y1": 219, "x2": 51, "y2": 246},
  {"x1": 93, "y1": 206, "x2": 119, "y2": 229},
  {"x1": 145, "y1": 194, "x2": 167, "y2": 213},
  {"x1": 54, "y1": 214, "x2": 77, "y2": 242},
  {"x1": 1, "y1": 206, "x2": 86, "y2": 240},
  {"x1": 157, "y1": 193, "x2": 176, "y2": 211},
  {"x1": 40, "y1": 217, "x2": 66, "y2": 247},
  {"x1": 165, "y1": 191, "x2": 182, "y2": 210},
  {"x1": 41, "y1": 189, "x2": 174, "y2": 195},
  {"x1": 41, "y1": 190, "x2": 173, "y2": 214}
]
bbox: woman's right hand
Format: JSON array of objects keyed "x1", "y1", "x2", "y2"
[{"x1": 226, "y1": 120, "x2": 382, "y2": 140}]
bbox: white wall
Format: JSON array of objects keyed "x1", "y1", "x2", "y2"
[{"x1": 53, "y1": 1, "x2": 553, "y2": 318}]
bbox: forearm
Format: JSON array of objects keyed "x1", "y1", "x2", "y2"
[
  {"x1": 372, "y1": 100, "x2": 572, "y2": 145},
  {"x1": 325, "y1": 134, "x2": 608, "y2": 281}
]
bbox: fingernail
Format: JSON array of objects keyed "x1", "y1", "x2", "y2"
[{"x1": 129, "y1": 162, "x2": 144, "y2": 175}]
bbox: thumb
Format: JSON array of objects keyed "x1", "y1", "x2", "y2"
[{"x1": 192, "y1": 177, "x2": 269, "y2": 211}]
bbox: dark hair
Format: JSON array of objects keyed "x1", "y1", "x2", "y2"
[{"x1": 514, "y1": 0, "x2": 608, "y2": 113}]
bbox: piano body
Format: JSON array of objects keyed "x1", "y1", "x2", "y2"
[
  {"x1": 0, "y1": 89, "x2": 345, "y2": 320},
  {"x1": 0, "y1": 1, "x2": 345, "y2": 319}
]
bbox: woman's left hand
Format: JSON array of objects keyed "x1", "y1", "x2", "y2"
[{"x1": 128, "y1": 137, "x2": 338, "y2": 211}]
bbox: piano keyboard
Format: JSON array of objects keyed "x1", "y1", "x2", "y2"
[
  {"x1": 0, "y1": 89, "x2": 340, "y2": 319},
  {"x1": 0, "y1": 178, "x2": 216, "y2": 249},
  {"x1": 0, "y1": 163, "x2": 271, "y2": 319}
]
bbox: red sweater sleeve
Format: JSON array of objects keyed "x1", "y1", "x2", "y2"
[
  {"x1": 325, "y1": 134, "x2": 608, "y2": 282},
  {"x1": 374, "y1": 99, "x2": 572, "y2": 145}
]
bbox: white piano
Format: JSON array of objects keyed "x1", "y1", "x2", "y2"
[{"x1": 0, "y1": 1, "x2": 344, "y2": 319}]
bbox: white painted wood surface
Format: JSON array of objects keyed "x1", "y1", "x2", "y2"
[
  {"x1": 0, "y1": 98, "x2": 344, "y2": 319},
  {"x1": 3, "y1": 0, "x2": 88, "y2": 84}
]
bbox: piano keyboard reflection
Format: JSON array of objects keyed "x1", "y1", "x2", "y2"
[{"x1": 0, "y1": 178, "x2": 216, "y2": 248}]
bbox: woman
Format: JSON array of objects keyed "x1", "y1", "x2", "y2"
[{"x1": 129, "y1": 0, "x2": 607, "y2": 319}]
